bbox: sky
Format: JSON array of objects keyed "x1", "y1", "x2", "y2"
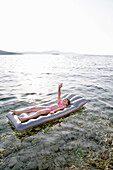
[{"x1": 0, "y1": 0, "x2": 113, "y2": 55}]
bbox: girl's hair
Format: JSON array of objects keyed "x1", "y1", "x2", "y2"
[{"x1": 66, "y1": 98, "x2": 70, "y2": 105}]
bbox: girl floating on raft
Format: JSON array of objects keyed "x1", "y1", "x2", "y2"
[{"x1": 10, "y1": 83, "x2": 70, "y2": 123}]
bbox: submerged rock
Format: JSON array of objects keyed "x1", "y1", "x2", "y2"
[
  {"x1": 54, "y1": 155, "x2": 66, "y2": 166},
  {"x1": 12, "y1": 161, "x2": 23, "y2": 170},
  {"x1": 8, "y1": 157, "x2": 18, "y2": 168}
]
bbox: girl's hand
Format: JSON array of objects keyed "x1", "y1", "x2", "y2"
[
  {"x1": 50, "y1": 111, "x2": 54, "y2": 114},
  {"x1": 59, "y1": 83, "x2": 63, "y2": 88}
]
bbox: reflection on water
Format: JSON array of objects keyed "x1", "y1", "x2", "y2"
[{"x1": 0, "y1": 54, "x2": 113, "y2": 169}]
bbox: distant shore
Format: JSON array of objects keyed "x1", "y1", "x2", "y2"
[
  {"x1": 0, "y1": 50, "x2": 79, "y2": 56},
  {"x1": 1, "y1": 50, "x2": 113, "y2": 56},
  {"x1": 0, "y1": 50, "x2": 22, "y2": 55}
]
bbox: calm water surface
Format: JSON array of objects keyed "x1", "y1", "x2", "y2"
[{"x1": 0, "y1": 54, "x2": 113, "y2": 169}]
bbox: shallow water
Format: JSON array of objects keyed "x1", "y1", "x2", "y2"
[{"x1": 0, "y1": 54, "x2": 113, "y2": 169}]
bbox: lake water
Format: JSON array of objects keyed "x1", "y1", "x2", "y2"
[{"x1": 0, "y1": 54, "x2": 113, "y2": 169}]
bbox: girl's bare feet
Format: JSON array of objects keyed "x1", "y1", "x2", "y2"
[
  {"x1": 10, "y1": 110, "x2": 21, "y2": 115},
  {"x1": 18, "y1": 116, "x2": 27, "y2": 123}
]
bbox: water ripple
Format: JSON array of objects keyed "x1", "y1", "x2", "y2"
[{"x1": 0, "y1": 54, "x2": 113, "y2": 169}]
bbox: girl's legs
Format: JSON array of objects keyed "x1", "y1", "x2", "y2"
[
  {"x1": 10, "y1": 106, "x2": 47, "y2": 115},
  {"x1": 18, "y1": 109, "x2": 51, "y2": 123}
]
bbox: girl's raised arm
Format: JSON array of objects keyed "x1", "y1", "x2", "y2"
[{"x1": 57, "y1": 83, "x2": 63, "y2": 103}]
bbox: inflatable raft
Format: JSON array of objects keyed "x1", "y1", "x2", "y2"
[{"x1": 7, "y1": 94, "x2": 87, "y2": 131}]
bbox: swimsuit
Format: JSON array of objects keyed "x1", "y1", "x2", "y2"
[
  {"x1": 46, "y1": 107, "x2": 53, "y2": 111},
  {"x1": 46, "y1": 102, "x2": 63, "y2": 111},
  {"x1": 57, "y1": 102, "x2": 63, "y2": 108}
]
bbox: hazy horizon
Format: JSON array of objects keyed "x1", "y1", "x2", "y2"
[{"x1": 1, "y1": 49, "x2": 113, "y2": 56}]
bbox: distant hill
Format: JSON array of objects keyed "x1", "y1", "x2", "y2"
[
  {"x1": 23, "y1": 50, "x2": 79, "y2": 56},
  {"x1": 0, "y1": 50, "x2": 22, "y2": 55},
  {"x1": 23, "y1": 50, "x2": 60, "y2": 55}
]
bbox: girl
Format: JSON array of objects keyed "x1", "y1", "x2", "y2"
[{"x1": 10, "y1": 83, "x2": 70, "y2": 123}]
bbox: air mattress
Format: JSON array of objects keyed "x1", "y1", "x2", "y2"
[{"x1": 7, "y1": 94, "x2": 87, "y2": 131}]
